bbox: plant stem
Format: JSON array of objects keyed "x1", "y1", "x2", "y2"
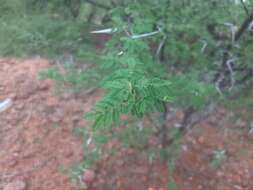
[{"x1": 161, "y1": 103, "x2": 169, "y2": 149}]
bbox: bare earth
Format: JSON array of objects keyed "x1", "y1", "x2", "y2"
[
  {"x1": 0, "y1": 58, "x2": 253, "y2": 190},
  {"x1": 0, "y1": 58, "x2": 97, "y2": 190}
]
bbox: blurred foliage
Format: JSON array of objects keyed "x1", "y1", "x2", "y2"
[
  {"x1": 0, "y1": 0, "x2": 111, "y2": 58},
  {"x1": 0, "y1": 14, "x2": 91, "y2": 57}
]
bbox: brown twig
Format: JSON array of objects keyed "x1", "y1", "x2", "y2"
[
  {"x1": 239, "y1": 0, "x2": 249, "y2": 15},
  {"x1": 235, "y1": 9, "x2": 253, "y2": 41}
]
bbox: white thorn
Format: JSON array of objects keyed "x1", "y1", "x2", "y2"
[
  {"x1": 131, "y1": 30, "x2": 160, "y2": 39},
  {"x1": 90, "y1": 28, "x2": 117, "y2": 34}
]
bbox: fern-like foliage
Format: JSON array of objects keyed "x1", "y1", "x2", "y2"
[
  {"x1": 34, "y1": 0, "x2": 253, "y2": 129},
  {"x1": 86, "y1": 0, "x2": 253, "y2": 128},
  {"x1": 87, "y1": 35, "x2": 213, "y2": 128}
]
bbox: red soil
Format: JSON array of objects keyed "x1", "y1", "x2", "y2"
[{"x1": 0, "y1": 58, "x2": 253, "y2": 190}]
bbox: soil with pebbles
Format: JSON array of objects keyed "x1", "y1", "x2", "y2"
[{"x1": 0, "y1": 57, "x2": 253, "y2": 190}]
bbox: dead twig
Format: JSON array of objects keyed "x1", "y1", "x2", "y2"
[
  {"x1": 215, "y1": 72, "x2": 225, "y2": 96},
  {"x1": 156, "y1": 36, "x2": 167, "y2": 62},
  {"x1": 226, "y1": 58, "x2": 236, "y2": 91},
  {"x1": 200, "y1": 40, "x2": 208, "y2": 53}
]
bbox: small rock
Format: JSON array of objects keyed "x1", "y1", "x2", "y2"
[
  {"x1": 83, "y1": 169, "x2": 95, "y2": 183},
  {"x1": 50, "y1": 109, "x2": 64, "y2": 123},
  {"x1": 9, "y1": 93, "x2": 17, "y2": 99},
  {"x1": 234, "y1": 185, "x2": 243, "y2": 190},
  {"x1": 38, "y1": 82, "x2": 49, "y2": 90},
  {"x1": 216, "y1": 171, "x2": 224, "y2": 177},
  {"x1": 64, "y1": 100, "x2": 81, "y2": 113},
  {"x1": 62, "y1": 93, "x2": 73, "y2": 100},
  {"x1": 233, "y1": 175, "x2": 242, "y2": 184},
  {"x1": 198, "y1": 136, "x2": 205, "y2": 144},
  {"x1": 7, "y1": 159, "x2": 18, "y2": 167},
  {"x1": 176, "y1": 111, "x2": 184, "y2": 120},
  {"x1": 242, "y1": 179, "x2": 249, "y2": 187},
  {"x1": 47, "y1": 97, "x2": 59, "y2": 107},
  {"x1": 71, "y1": 115, "x2": 80, "y2": 122},
  {"x1": 4, "y1": 180, "x2": 26, "y2": 190},
  {"x1": 116, "y1": 160, "x2": 124, "y2": 167},
  {"x1": 120, "y1": 114, "x2": 129, "y2": 121},
  {"x1": 116, "y1": 180, "x2": 121, "y2": 188},
  {"x1": 182, "y1": 145, "x2": 188, "y2": 151},
  {"x1": 0, "y1": 85, "x2": 4, "y2": 91},
  {"x1": 64, "y1": 149, "x2": 73, "y2": 158},
  {"x1": 16, "y1": 103, "x2": 25, "y2": 110},
  {"x1": 208, "y1": 115, "x2": 218, "y2": 125}
]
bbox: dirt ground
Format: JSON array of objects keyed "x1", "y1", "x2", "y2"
[
  {"x1": 0, "y1": 58, "x2": 96, "y2": 190},
  {"x1": 0, "y1": 58, "x2": 253, "y2": 190}
]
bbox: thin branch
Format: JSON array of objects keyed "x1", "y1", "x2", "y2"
[
  {"x1": 224, "y1": 22, "x2": 238, "y2": 44},
  {"x1": 179, "y1": 103, "x2": 215, "y2": 134},
  {"x1": 156, "y1": 36, "x2": 167, "y2": 62},
  {"x1": 239, "y1": 0, "x2": 249, "y2": 15},
  {"x1": 235, "y1": 9, "x2": 253, "y2": 41},
  {"x1": 90, "y1": 28, "x2": 118, "y2": 34},
  {"x1": 226, "y1": 58, "x2": 237, "y2": 91},
  {"x1": 131, "y1": 30, "x2": 160, "y2": 39},
  {"x1": 207, "y1": 24, "x2": 230, "y2": 41},
  {"x1": 215, "y1": 9, "x2": 253, "y2": 90},
  {"x1": 215, "y1": 73, "x2": 225, "y2": 95},
  {"x1": 91, "y1": 27, "x2": 160, "y2": 40},
  {"x1": 236, "y1": 69, "x2": 253, "y2": 85},
  {"x1": 200, "y1": 40, "x2": 208, "y2": 53}
]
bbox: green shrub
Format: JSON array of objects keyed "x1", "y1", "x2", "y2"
[
  {"x1": 84, "y1": 0, "x2": 253, "y2": 129},
  {"x1": 40, "y1": 0, "x2": 253, "y2": 174},
  {"x1": 0, "y1": 14, "x2": 91, "y2": 57}
]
